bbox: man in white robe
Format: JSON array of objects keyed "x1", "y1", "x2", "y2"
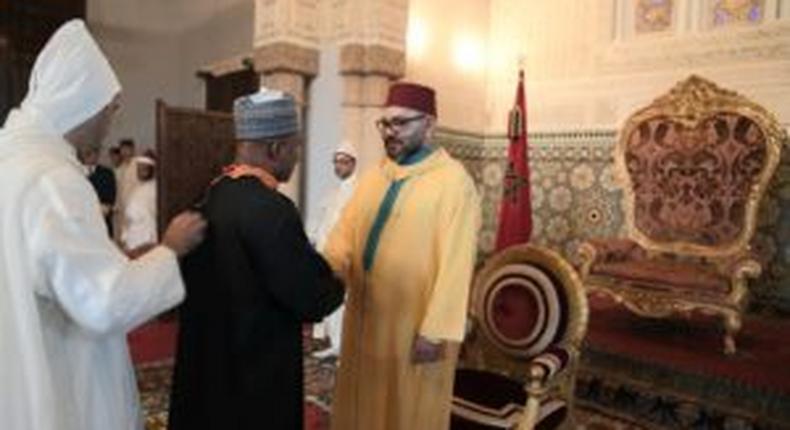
[
  {"x1": 121, "y1": 155, "x2": 158, "y2": 253},
  {"x1": 0, "y1": 19, "x2": 206, "y2": 430},
  {"x1": 309, "y1": 141, "x2": 357, "y2": 358}
]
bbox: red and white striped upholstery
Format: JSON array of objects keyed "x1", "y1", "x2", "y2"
[{"x1": 477, "y1": 262, "x2": 568, "y2": 358}]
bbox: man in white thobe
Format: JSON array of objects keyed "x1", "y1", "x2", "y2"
[
  {"x1": 121, "y1": 155, "x2": 158, "y2": 253},
  {"x1": 310, "y1": 141, "x2": 357, "y2": 358},
  {"x1": 0, "y1": 19, "x2": 205, "y2": 430}
]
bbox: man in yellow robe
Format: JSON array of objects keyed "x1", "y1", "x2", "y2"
[{"x1": 324, "y1": 82, "x2": 481, "y2": 429}]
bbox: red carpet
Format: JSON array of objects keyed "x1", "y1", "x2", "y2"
[
  {"x1": 130, "y1": 321, "x2": 330, "y2": 430},
  {"x1": 128, "y1": 319, "x2": 178, "y2": 365},
  {"x1": 587, "y1": 296, "x2": 790, "y2": 395},
  {"x1": 131, "y1": 320, "x2": 647, "y2": 429},
  {"x1": 304, "y1": 402, "x2": 329, "y2": 430},
  {"x1": 134, "y1": 309, "x2": 790, "y2": 428}
]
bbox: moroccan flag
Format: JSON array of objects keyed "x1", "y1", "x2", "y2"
[{"x1": 495, "y1": 70, "x2": 533, "y2": 251}]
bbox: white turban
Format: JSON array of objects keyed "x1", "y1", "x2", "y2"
[
  {"x1": 20, "y1": 19, "x2": 121, "y2": 136},
  {"x1": 134, "y1": 155, "x2": 155, "y2": 166},
  {"x1": 335, "y1": 140, "x2": 358, "y2": 160}
]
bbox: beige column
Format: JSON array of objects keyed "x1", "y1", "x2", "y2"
[
  {"x1": 325, "y1": 0, "x2": 410, "y2": 172},
  {"x1": 339, "y1": 44, "x2": 406, "y2": 172},
  {"x1": 253, "y1": 0, "x2": 321, "y2": 207}
]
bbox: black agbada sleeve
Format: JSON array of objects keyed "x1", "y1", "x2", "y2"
[{"x1": 241, "y1": 198, "x2": 345, "y2": 322}]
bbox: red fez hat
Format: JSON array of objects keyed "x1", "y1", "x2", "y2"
[{"x1": 385, "y1": 82, "x2": 437, "y2": 117}]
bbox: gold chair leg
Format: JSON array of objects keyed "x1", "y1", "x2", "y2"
[
  {"x1": 723, "y1": 312, "x2": 741, "y2": 355},
  {"x1": 518, "y1": 396, "x2": 540, "y2": 430}
]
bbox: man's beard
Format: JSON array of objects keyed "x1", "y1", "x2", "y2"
[
  {"x1": 384, "y1": 136, "x2": 422, "y2": 161},
  {"x1": 384, "y1": 136, "x2": 402, "y2": 160}
]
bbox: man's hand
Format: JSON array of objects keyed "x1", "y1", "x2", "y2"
[
  {"x1": 161, "y1": 211, "x2": 207, "y2": 257},
  {"x1": 126, "y1": 243, "x2": 157, "y2": 259},
  {"x1": 411, "y1": 336, "x2": 445, "y2": 364}
]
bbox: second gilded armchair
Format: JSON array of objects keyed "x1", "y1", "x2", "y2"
[{"x1": 579, "y1": 75, "x2": 786, "y2": 355}]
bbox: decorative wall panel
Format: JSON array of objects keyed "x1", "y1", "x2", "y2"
[
  {"x1": 636, "y1": 0, "x2": 674, "y2": 34},
  {"x1": 329, "y1": 0, "x2": 408, "y2": 48},
  {"x1": 254, "y1": 0, "x2": 320, "y2": 48},
  {"x1": 252, "y1": 42, "x2": 319, "y2": 78},
  {"x1": 339, "y1": 44, "x2": 405, "y2": 78},
  {"x1": 712, "y1": 0, "x2": 766, "y2": 27}
]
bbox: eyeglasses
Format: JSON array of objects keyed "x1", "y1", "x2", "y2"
[{"x1": 375, "y1": 115, "x2": 425, "y2": 133}]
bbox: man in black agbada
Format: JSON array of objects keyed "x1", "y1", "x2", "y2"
[{"x1": 168, "y1": 89, "x2": 345, "y2": 430}]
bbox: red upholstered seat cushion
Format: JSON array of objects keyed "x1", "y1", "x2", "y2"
[
  {"x1": 452, "y1": 369, "x2": 567, "y2": 430},
  {"x1": 454, "y1": 368, "x2": 525, "y2": 409},
  {"x1": 592, "y1": 259, "x2": 729, "y2": 294}
]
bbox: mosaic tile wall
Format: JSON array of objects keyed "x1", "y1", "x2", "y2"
[{"x1": 435, "y1": 128, "x2": 790, "y2": 313}]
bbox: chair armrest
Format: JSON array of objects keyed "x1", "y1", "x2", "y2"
[
  {"x1": 518, "y1": 345, "x2": 575, "y2": 430},
  {"x1": 578, "y1": 238, "x2": 645, "y2": 277},
  {"x1": 712, "y1": 253, "x2": 762, "y2": 304},
  {"x1": 525, "y1": 345, "x2": 573, "y2": 395},
  {"x1": 715, "y1": 253, "x2": 762, "y2": 280}
]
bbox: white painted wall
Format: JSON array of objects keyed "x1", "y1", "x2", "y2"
[
  {"x1": 304, "y1": 43, "x2": 343, "y2": 236},
  {"x1": 87, "y1": 0, "x2": 254, "y2": 152},
  {"x1": 89, "y1": 24, "x2": 182, "y2": 151},
  {"x1": 404, "y1": 0, "x2": 491, "y2": 133},
  {"x1": 178, "y1": 1, "x2": 255, "y2": 109}
]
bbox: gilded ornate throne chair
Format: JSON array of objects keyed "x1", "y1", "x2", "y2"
[
  {"x1": 451, "y1": 245, "x2": 588, "y2": 430},
  {"x1": 579, "y1": 75, "x2": 786, "y2": 355}
]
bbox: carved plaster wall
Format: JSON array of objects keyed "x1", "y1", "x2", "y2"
[
  {"x1": 331, "y1": 0, "x2": 409, "y2": 173},
  {"x1": 328, "y1": 0, "x2": 409, "y2": 49},
  {"x1": 486, "y1": 0, "x2": 790, "y2": 132},
  {"x1": 252, "y1": 0, "x2": 323, "y2": 205},
  {"x1": 254, "y1": 0, "x2": 321, "y2": 49},
  {"x1": 250, "y1": 0, "x2": 411, "y2": 205}
]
